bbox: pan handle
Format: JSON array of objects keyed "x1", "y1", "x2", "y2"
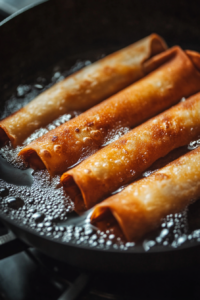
[{"x1": 0, "y1": 230, "x2": 28, "y2": 259}]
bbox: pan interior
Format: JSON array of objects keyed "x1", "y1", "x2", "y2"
[{"x1": 1, "y1": 43, "x2": 200, "y2": 254}]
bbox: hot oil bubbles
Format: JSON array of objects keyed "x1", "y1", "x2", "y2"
[{"x1": 1, "y1": 55, "x2": 200, "y2": 252}]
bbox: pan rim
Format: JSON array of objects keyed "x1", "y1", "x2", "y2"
[
  {"x1": 1, "y1": 211, "x2": 200, "y2": 255},
  {"x1": 0, "y1": 0, "x2": 47, "y2": 27}
]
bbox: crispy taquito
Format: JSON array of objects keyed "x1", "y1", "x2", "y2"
[
  {"x1": 20, "y1": 47, "x2": 200, "y2": 174},
  {"x1": 61, "y1": 92, "x2": 200, "y2": 213},
  {"x1": 91, "y1": 146, "x2": 200, "y2": 241},
  {"x1": 0, "y1": 34, "x2": 167, "y2": 147}
]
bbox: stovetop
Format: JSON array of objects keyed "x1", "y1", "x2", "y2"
[{"x1": 0, "y1": 221, "x2": 199, "y2": 300}]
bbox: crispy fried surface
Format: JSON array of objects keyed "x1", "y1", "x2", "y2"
[
  {"x1": 20, "y1": 47, "x2": 200, "y2": 175},
  {"x1": 91, "y1": 147, "x2": 200, "y2": 241},
  {"x1": 62, "y1": 91, "x2": 200, "y2": 212},
  {"x1": 0, "y1": 34, "x2": 166, "y2": 147}
]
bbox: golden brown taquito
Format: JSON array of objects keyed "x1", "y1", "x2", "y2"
[
  {"x1": 61, "y1": 92, "x2": 200, "y2": 213},
  {"x1": 91, "y1": 146, "x2": 200, "y2": 241},
  {"x1": 20, "y1": 47, "x2": 200, "y2": 174},
  {"x1": 0, "y1": 34, "x2": 167, "y2": 147}
]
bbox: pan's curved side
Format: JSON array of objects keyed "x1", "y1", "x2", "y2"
[
  {"x1": 1, "y1": 0, "x2": 200, "y2": 100},
  {"x1": 1, "y1": 213, "x2": 200, "y2": 273},
  {"x1": 0, "y1": 0, "x2": 47, "y2": 26}
]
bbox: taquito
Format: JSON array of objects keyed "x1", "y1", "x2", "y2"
[
  {"x1": 0, "y1": 34, "x2": 167, "y2": 147},
  {"x1": 91, "y1": 146, "x2": 200, "y2": 241},
  {"x1": 61, "y1": 92, "x2": 200, "y2": 213},
  {"x1": 20, "y1": 47, "x2": 200, "y2": 174}
]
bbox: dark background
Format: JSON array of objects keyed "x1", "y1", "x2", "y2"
[{"x1": 1, "y1": 0, "x2": 200, "y2": 91}]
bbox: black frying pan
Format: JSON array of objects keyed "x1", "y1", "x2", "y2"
[{"x1": 1, "y1": 0, "x2": 200, "y2": 273}]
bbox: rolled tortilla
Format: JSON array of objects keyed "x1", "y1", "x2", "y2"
[
  {"x1": 0, "y1": 34, "x2": 167, "y2": 147},
  {"x1": 20, "y1": 46, "x2": 200, "y2": 175},
  {"x1": 61, "y1": 92, "x2": 200, "y2": 213},
  {"x1": 91, "y1": 146, "x2": 200, "y2": 241}
]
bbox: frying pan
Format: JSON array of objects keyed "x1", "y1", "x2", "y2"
[{"x1": 1, "y1": 0, "x2": 200, "y2": 273}]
